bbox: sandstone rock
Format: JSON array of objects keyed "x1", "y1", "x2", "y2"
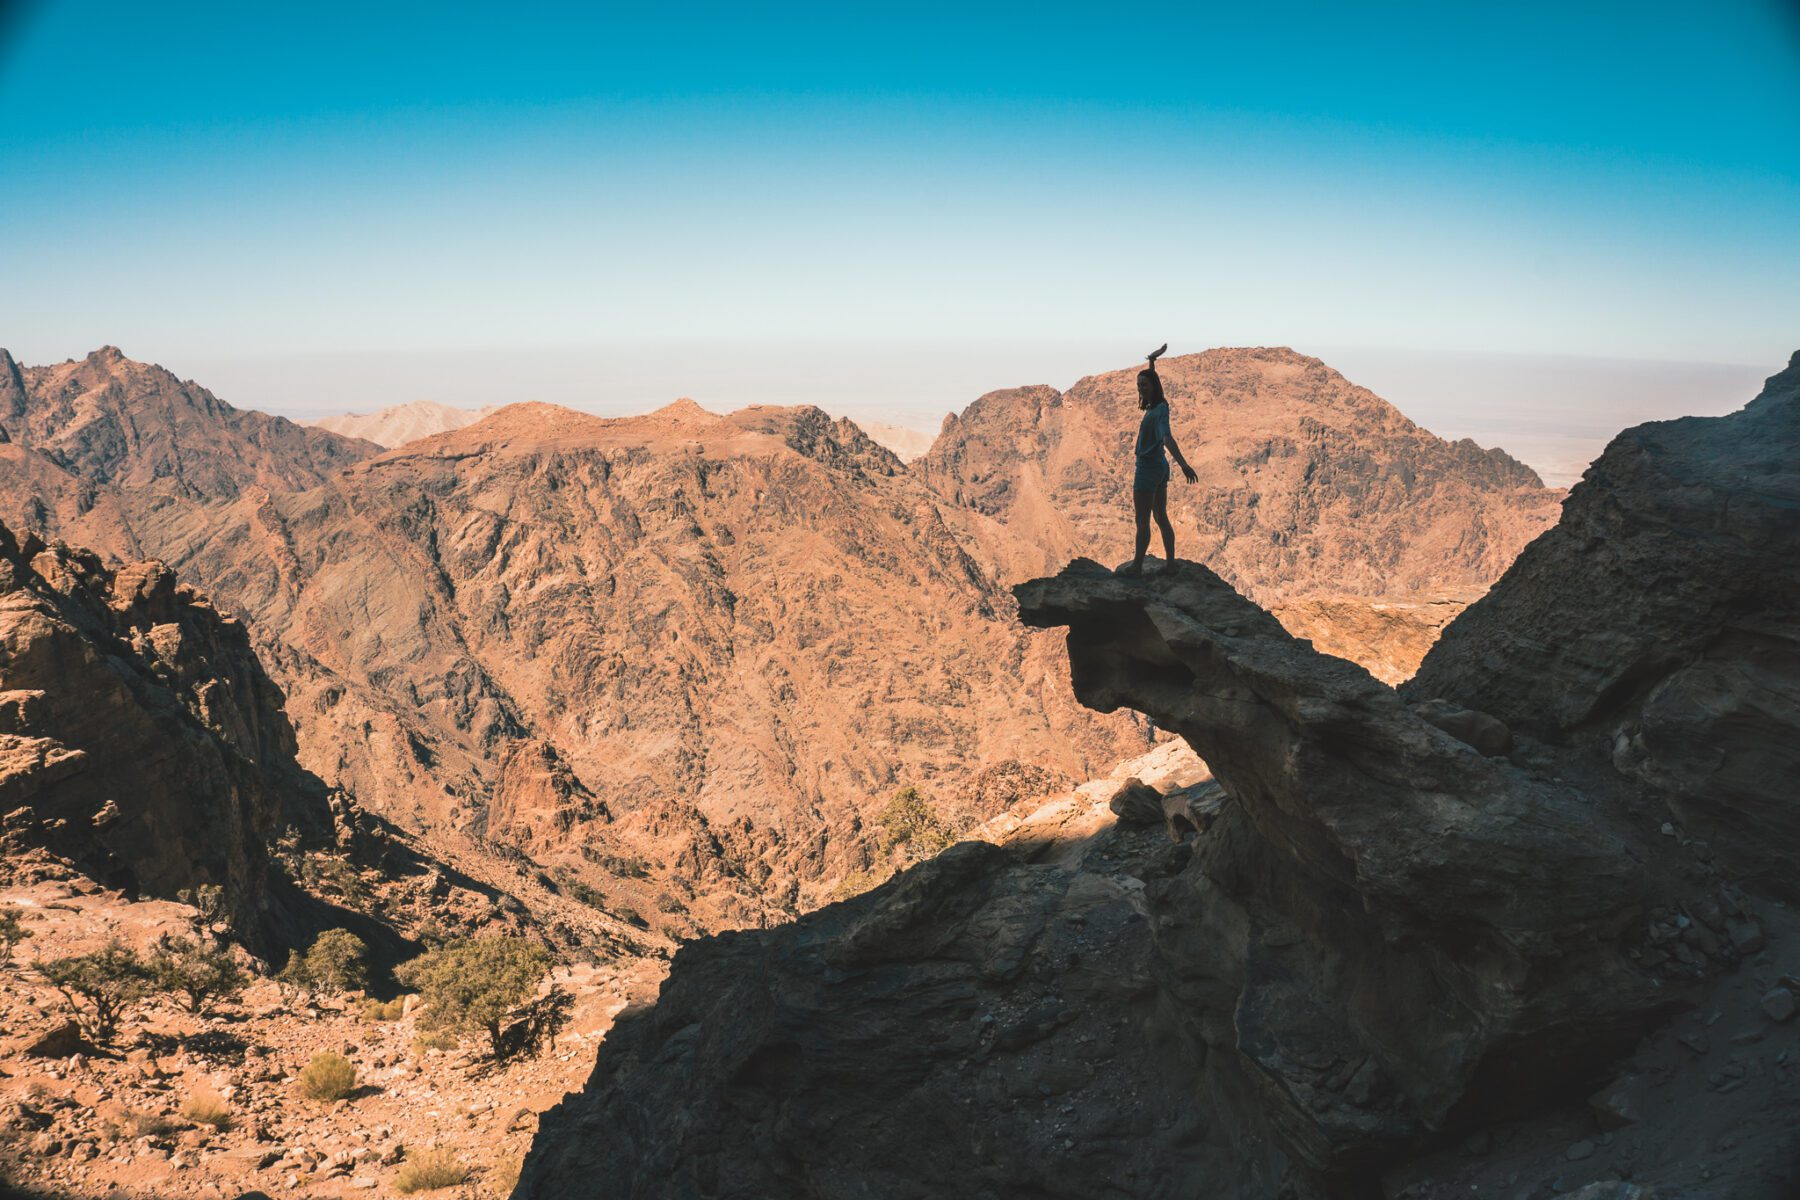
[{"x1": 1759, "y1": 988, "x2": 1796, "y2": 1023}]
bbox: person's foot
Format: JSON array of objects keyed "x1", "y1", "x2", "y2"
[{"x1": 1117, "y1": 561, "x2": 1144, "y2": 577}]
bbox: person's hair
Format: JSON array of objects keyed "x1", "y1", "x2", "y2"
[{"x1": 1137, "y1": 367, "x2": 1166, "y2": 409}]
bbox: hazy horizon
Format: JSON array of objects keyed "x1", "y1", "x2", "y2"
[{"x1": 6, "y1": 338, "x2": 1769, "y2": 490}]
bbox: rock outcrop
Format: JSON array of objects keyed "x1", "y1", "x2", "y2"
[
  {"x1": 919, "y1": 347, "x2": 1564, "y2": 602},
  {"x1": 0, "y1": 519, "x2": 324, "y2": 952},
  {"x1": 1409, "y1": 350, "x2": 1800, "y2": 902},
  {"x1": 517, "y1": 355, "x2": 1800, "y2": 1198}
]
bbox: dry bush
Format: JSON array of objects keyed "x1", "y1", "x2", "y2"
[
  {"x1": 179, "y1": 1090, "x2": 233, "y2": 1130},
  {"x1": 104, "y1": 1109, "x2": 177, "y2": 1142},
  {"x1": 412, "y1": 1028, "x2": 459, "y2": 1053},
  {"x1": 487, "y1": 1153, "x2": 524, "y2": 1195},
  {"x1": 298, "y1": 1051, "x2": 358, "y2": 1101},
  {"x1": 358, "y1": 996, "x2": 406, "y2": 1022},
  {"x1": 394, "y1": 1146, "x2": 470, "y2": 1193}
]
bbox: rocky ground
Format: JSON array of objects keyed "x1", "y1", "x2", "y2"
[{"x1": 0, "y1": 874, "x2": 665, "y2": 1200}]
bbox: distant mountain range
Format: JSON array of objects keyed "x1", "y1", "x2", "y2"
[{"x1": 0, "y1": 344, "x2": 1563, "y2": 928}]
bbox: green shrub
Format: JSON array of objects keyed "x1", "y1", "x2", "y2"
[
  {"x1": 298, "y1": 1051, "x2": 358, "y2": 1101},
  {"x1": 179, "y1": 1090, "x2": 233, "y2": 1130},
  {"x1": 299, "y1": 853, "x2": 369, "y2": 905},
  {"x1": 149, "y1": 935, "x2": 247, "y2": 1014},
  {"x1": 879, "y1": 786, "x2": 957, "y2": 862},
  {"x1": 396, "y1": 937, "x2": 563, "y2": 1061},
  {"x1": 278, "y1": 929, "x2": 369, "y2": 996},
  {"x1": 394, "y1": 1146, "x2": 469, "y2": 1193},
  {"x1": 38, "y1": 940, "x2": 152, "y2": 1045}
]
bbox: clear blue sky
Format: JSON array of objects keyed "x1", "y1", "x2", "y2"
[{"x1": 1, "y1": 0, "x2": 1796, "y2": 434}]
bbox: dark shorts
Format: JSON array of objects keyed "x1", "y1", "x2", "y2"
[{"x1": 1133, "y1": 456, "x2": 1170, "y2": 494}]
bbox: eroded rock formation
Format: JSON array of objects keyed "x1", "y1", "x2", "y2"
[
  {"x1": 518, "y1": 355, "x2": 1800, "y2": 1198},
  {"x1": 0, "y1": 519, "x2": 324, "y2": 951}
]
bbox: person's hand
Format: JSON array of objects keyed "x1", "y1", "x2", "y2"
[
  {"x1": 1147, "y1": 342, "x2": 1168, "y2": 364},
  {"x1": 1182, "y1": 464, "x2": 1198, "y2": 484}
]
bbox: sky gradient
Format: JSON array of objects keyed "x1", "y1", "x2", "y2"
[{"x1": 2, "y1": 1, "x2": 1796, "y2": 478}]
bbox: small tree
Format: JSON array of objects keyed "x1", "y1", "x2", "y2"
[
  {"x1": 39, "y1": 940, "x2": 152, "y2": 1045},
  {"x1": 879, "y1": 786, "x2": 956, "y2": 863},
  {"x1": 148, "y1": 935, "x2": 248, "y2": 1014},
  {"x1": 176, "y1": 884, "x2": 227, "y2": 936},
  {"x1": 277, "y1": 929, "x2": 369, "y2": 996},
  {"x1": 397, "y1": 937, "x2": 559, "y2": 1061},
  {"x1": 0, "y1": 907, "x2": 31, "y2": 966}
]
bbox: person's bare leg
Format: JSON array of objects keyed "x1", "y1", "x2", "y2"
[
  {"x1": 1153, "y1": 484, "x2": 1175, "y2": 565},
  {"x1": 1129, "y1": 488, "x2": 1151, "y2": 572}
]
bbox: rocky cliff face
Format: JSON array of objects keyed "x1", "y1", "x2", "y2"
[
  {"x1": 0, "y1": 519, "x2": 322, "y2": 952},
  {"x1": 919, "y1": 347, "x2": 1563, "y2": 603},
  {"x1": 517, "y1": 356, "x2": 1800, "y2": 1199},
  {"x1": 1409, "y1": 351, "x2": 1800, "y2": 903}
]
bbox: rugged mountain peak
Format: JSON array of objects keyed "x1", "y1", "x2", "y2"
[
  {"x1": 919, "y1": 347, "x2": 1561, "y2": 601},
  {"x1": 0, "y1": 347, "x2": 378, "y2": 507}
]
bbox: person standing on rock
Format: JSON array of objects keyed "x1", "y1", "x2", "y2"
[{"x1": 1124, "y1": 343, "x2": 1198, "y2": 574}]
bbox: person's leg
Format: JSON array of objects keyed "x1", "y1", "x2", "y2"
[
  {"x1": 1131, "y1": 487, "x2": 1151, "y2": 571},
  {"x1": 1153, "y1": 483, "x2": 1175, "y2": 564}
]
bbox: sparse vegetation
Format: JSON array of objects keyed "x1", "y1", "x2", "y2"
[
  {"x1": 487, "y1": 1153, "x2": 525, "y2": 1196},
  {"x1": 149, "y1": 935, "x2": 248, "y2": 1014},
  {"x1": 879, "y1": 785, "x2": 958, "y2": 862},
  {"x1": 179, "y1": 1090, "x2": 234, "y2": 1130},
  {"x1": 0, "y1": 906, "x2": 32, "y2": 964},
  {"x1": 38, "y1": 940, "x2": 153, "y2": 1045},
  {"x1": 359, "y1": 996, "x2": 407, "y2": 1022},
  {"x1": 394, "y1": 1146, "x2": 471, "y2": 1193},
  {"x1": 397, "y1": 937, "x2": 567, "y2": 1061},
  {"x1": 104, "y1": 1109, "x2": 178, "y2": 1142},
  {"x1": 551, "y1": 868, "x2": 607, "y2": 909},
  {"x1": 278, "y1": 928, "x2": 370, "y2": 996},
  {"x1": 413, "y1": 1028, "x2": 460, "y2": 1053},
  {"x1": 300, "y1": 853, "x2": 371, "y2": 905},
  {"x1": 298, "y1": 1051, "x2": 358, "y2": 1101},
  {"x1": 832, "y1": 785, "x2": 964, "y2": 900},
  {"x1": 176, "y1": 883, "x2": 227, "y2": 933}
]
